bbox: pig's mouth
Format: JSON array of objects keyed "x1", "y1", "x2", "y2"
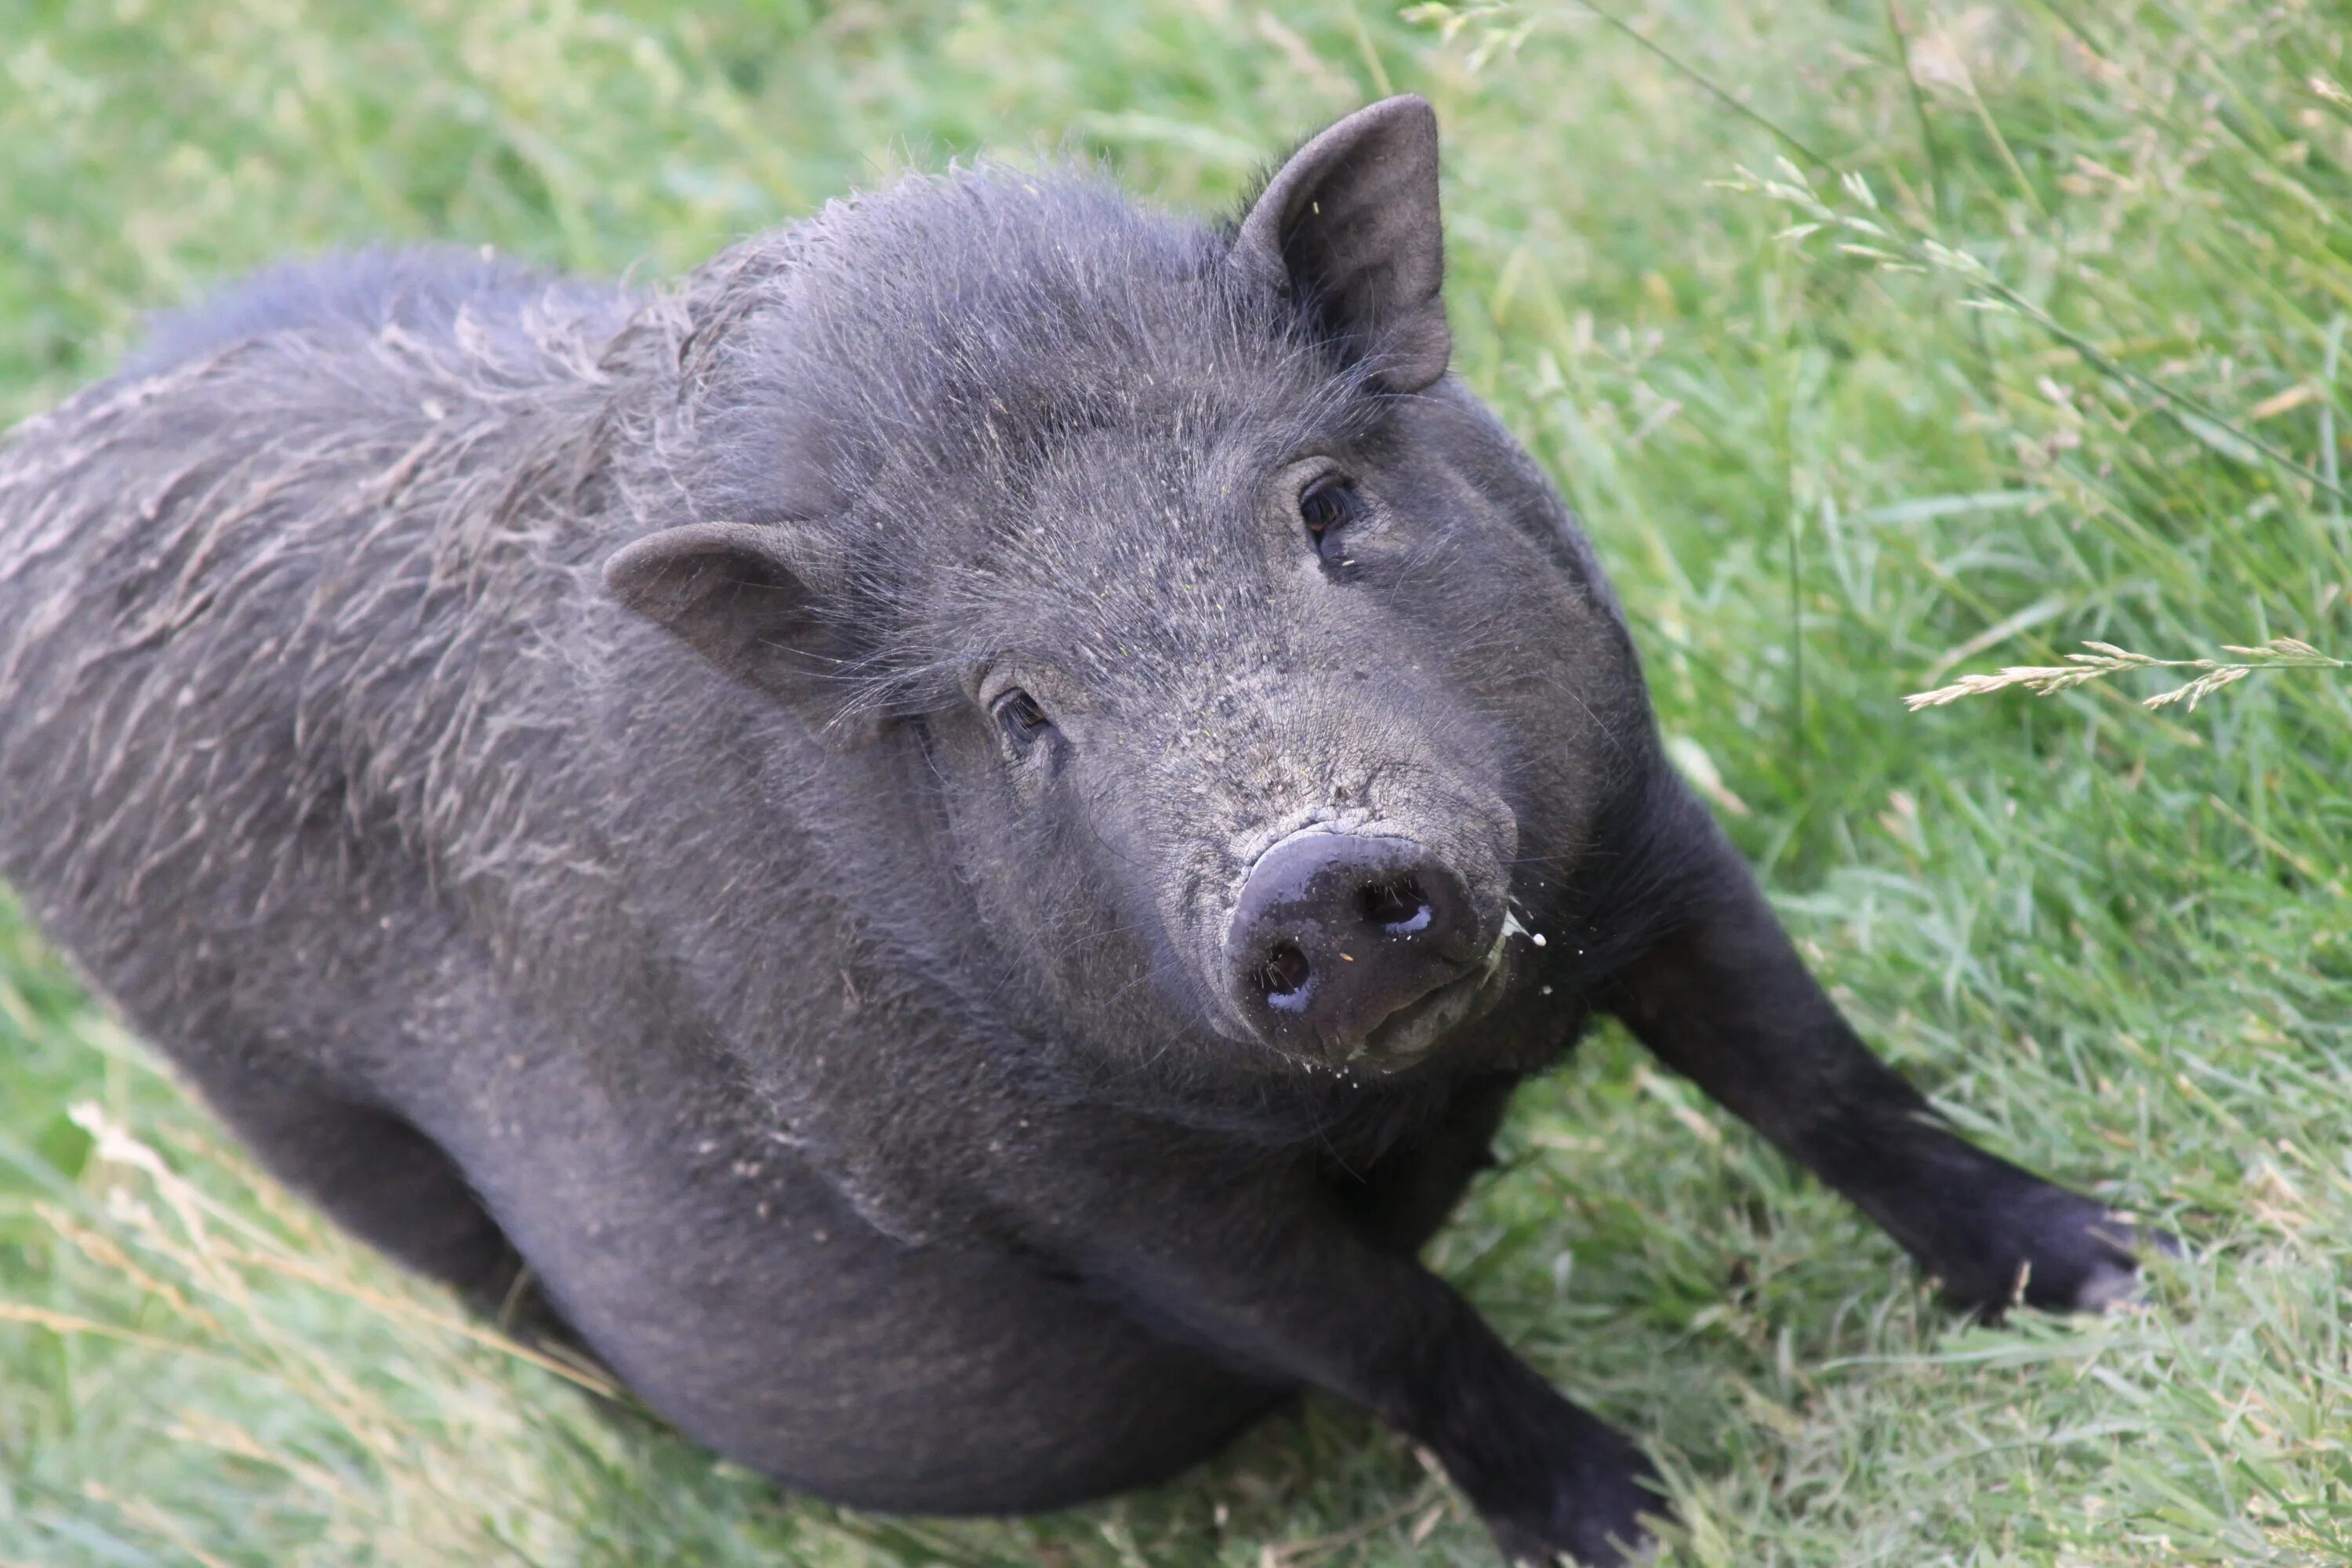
[{"x1": 1350, "y1": 943, "x2": 1508, "y2": 1071}]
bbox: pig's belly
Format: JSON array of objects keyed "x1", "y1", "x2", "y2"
[{"x1": 438, "y1": 1072, "x2": 1289, "y2": 1515}]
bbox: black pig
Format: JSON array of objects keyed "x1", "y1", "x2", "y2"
[{"x1": 0, "y1": 98, "x2": 2160, "y2": 1563}]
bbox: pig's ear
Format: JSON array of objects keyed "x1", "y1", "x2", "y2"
[
  {"x1": 1231, "y1": 94, "x2": 1450, "y2": 392},
  {"x1": 604, "y1": 521, "x2": 878, "y2": 748}
]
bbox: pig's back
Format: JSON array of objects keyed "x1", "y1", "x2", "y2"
[
  {"x1": 119, "y1": 246, "x2": 626, "y2": 379},
  {"x1": 0, "y1": 248, "x2": 637, "y2": 1059}
]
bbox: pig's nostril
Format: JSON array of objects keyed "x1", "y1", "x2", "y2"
[
  {"x1": 1358, "y1": 876, "x2": 1432, "y2": 935},
  {"x1": 1257, "y1": 941, "x2": 1314, "y2": 1010}
]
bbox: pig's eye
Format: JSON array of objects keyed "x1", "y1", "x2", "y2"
[
  {"x1": 1298, "y1": 474, "x2": 1361, "y2": 555},
  {"x1": 993, "y1": 688, "x2": 1053, "y2": 752}
]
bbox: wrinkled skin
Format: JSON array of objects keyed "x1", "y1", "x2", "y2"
[{"x1": 0, "y1": 98, "x2": 2165, "y2": 1564}]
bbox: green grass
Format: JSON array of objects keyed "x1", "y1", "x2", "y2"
[{"x1": 3, "y1": 0, "x2": 2349, "y2": 1563}]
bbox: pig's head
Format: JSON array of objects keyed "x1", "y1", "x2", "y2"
[{"x1": 605, "y1": 98, "x2": 1658, "y2": 1082}]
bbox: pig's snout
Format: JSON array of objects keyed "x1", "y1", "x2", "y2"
[{"x1": 1225, "y1": 831, "x2": 1496, "y2": 1065}]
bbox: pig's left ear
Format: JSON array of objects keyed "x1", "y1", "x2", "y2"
[
  {"x1": 604, "y1": 521, "x2": 879, "y2": 749},
  {"x1": 1230, "y1": 94, "x2": 1450, "y2": 392}
]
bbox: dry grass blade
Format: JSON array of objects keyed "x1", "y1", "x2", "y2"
[{"x1": 1907, "y1": 639, "x2": 2347, "y2": 713}]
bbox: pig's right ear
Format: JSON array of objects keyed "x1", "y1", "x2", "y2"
[
  {"x1": 1230, "y1": 94, "x2": 1450, "y2": 392},
  {"x1": 603, "y1": 521, "x2": 877, "y2": 746}
]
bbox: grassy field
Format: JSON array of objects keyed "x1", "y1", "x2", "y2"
[{"x1": 3, "y1": 0, "x2": 2350, "y2": 1563}]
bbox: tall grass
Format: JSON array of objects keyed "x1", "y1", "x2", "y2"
[{"x1": 2, "y1": 1, "x2": 2347, "y2": 1564}]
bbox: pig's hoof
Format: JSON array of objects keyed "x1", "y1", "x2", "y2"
[
  {"x1": 1477, "y1": 1446, "x2": 1664, "y2": 1566},
  {"x1": 1486, "y1": 1504, "x2": 1655, "y2": 1566},
  {"x1": 2053, "y1": 1221, "x2": 2181, "y2": 1312},
  {"x1": 1946, "y1": 1185, "x2": 2181, "y2": 1319}
]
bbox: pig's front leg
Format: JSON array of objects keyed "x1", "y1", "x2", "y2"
[
  {"x1": 1605, "y1": 792, "x2": 2160, "y2": 1316},
  {"x1": 1029, "y1": 1141, "x2": 1661, "y2": 1566}
]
